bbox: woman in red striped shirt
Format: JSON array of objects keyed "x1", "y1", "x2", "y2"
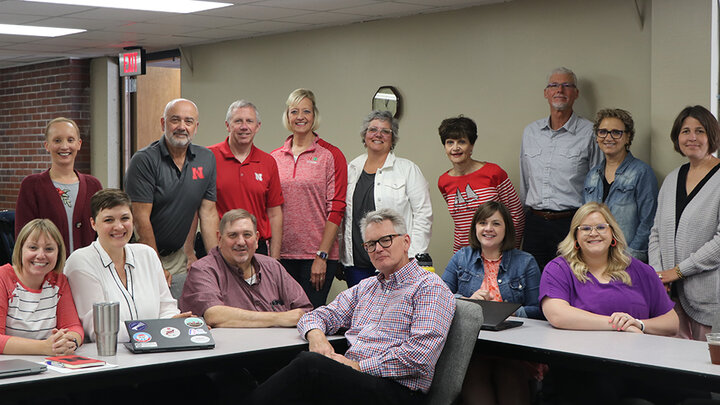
[{"x1": 437, "y1": 116, "x2": 525, "y2": 253}]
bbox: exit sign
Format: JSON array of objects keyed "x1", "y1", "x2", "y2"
[{"x1": 119, "y1": 48, "x2": 146, "y2": 77}]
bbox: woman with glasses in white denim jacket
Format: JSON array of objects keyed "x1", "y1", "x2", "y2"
[{"x1": 340, "y1": 110, "x2": 432, "y2": 287}]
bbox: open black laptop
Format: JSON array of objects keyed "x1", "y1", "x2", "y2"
[
  {"x1": 123, "y1": 317, "x2": 215, "y2": 353},
  {"x1": 0, "y1": 359, "x2": 46, "y2": 378},
  {"x1": 459, "y1": 298, "x2": 524, "y2": 331}
]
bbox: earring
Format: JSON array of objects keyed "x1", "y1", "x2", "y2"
[
  {"x1": 611, "y1": 238, "x2": 617, "y2": 247},
  {"x1": 574, "y1": 241, "x2": 580, "y2": 250}
]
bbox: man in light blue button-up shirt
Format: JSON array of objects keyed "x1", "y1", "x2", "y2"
[{"x1": 519, "y1": 67, "x2": 602, "y2": 271}]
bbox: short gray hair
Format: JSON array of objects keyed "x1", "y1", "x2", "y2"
[
  {"x1": 360, "y1": 208, "x2": 407, "y2": 241},
  {"x1": 547, "y1": 67, "x2": 577, "y2": 85},
  {"x1": 219, "y1": 208, "x2": 257, "y2": 234},
  {"x1": 226, "y1": 100, "x2": 261, "y2": 124},
  {"x1": 360, "y1": 110, "x2": 399, "y2": 150}
]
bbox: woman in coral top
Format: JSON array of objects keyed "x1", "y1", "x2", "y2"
[
  {"x1": 271, "y1": 89, "x2": 347, "y2": 308},
  {"x1": 15, "y1": 117, "x2": 102, "y2": 257},
  {"x1": 437, "y1": 116, "x2": 524, "y2": 253},
  {"x1": 0, "y1": 219, "x2": 83, "y2": 355}
]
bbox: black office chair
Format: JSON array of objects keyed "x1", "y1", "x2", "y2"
[{"x1": 0, "y1": 210, "x2": 15, "y2": 266}]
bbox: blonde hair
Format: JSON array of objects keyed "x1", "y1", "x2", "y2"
[
  {"x1": 45, "y1": 117, "x2": 80, "y2": 141},
  {"x1": 282, "y1": 88, "x2": 320, "y2": 132},
  {"x1": 13, "y1": 219, "x2": 66, "y2": 275},
  {"x1": 557, "y1": 202, "x2": 631, "y2": 285}
]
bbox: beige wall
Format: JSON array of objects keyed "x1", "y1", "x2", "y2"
[{"x1": 92, "y1": 0, "x2": 714, "y2": 298}]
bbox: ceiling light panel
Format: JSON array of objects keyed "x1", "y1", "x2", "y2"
[{"x1": 23, "y1": 0, "x2": 232, "y2": 14}]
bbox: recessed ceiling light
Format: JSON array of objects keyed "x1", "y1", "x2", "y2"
[
  {"x1": 23, "y1": 0, "x2": 232, "y2": 13},
  {"x1": 0, "y1": 23, "x2": 85, "y2": 37}
]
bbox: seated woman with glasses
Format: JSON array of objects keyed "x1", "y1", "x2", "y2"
[
  {"x1": 540, "y1": 202, "x2": 678, "y2": 334},
  {"x1": 540, "y1": 202, "x2": 682, "y2": 405},
  {"x1": 583, "y1": 109, "x2": 658, "y2": 262}
]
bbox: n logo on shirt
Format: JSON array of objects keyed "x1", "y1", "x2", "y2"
[
  {"x1": 255, "y1": 172, "x2": 263, "y2": 182},
  {"x1": 192, "y1": 167, "x2": 204, "y2": 180}
]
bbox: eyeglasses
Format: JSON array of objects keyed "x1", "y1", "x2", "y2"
[
  {"x1": 367, "y1": 127, "x2": 392, "y2": 136},
  {"x1": 577, "y1": 223, "x2": 611, "y2": 234},
  {"x1": 363, "y1": 234, "x2": 401, "y2": 253},
  {"x1": 545, "y1": 82, "x2": 577, "y2": 90},
  {"x1": 596, "y1": 129, "x2": 626, "y2": 139}
]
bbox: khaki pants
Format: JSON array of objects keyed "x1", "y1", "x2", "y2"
[{"x1": 160, "y1": 249, "x2": 187, "y2": 299}]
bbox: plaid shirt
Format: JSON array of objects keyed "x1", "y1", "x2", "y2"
[{"x1": 297, "y1": 259, "x2": 455, "y2": 393}]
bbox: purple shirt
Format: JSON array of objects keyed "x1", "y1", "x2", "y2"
[
  {"x1": 539, "y1": 256, "x2": 674, "y2": 319},
  {"x1": 179, "y1": 247, "x2": 312, "y2": 316},
  {"x1": 297, "y1": 259, "x2": 455, "y2": 393}
]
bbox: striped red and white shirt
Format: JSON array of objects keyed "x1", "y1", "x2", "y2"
[
  {"x1": 0, "y1": 264, "x2": 83, "y2": 352},
  {"x1": 297, "y1": 259, "x2": 455, "y2": 393},
  {"x1": 438, "y1": 162, "x2": 525, "y2": 252}
]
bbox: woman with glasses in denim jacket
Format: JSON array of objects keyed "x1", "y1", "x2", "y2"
[{"x1": 583, "y1": 109, "x2": 658, "y2": 263}]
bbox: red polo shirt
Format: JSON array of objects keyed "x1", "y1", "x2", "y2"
[{"x1": 209, "y1": 139, "x2": 284, "y2": 240}]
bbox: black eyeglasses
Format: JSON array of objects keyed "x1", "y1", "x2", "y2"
[
  {"x1": 545, "y1": 82, "x2": 577, "y2": 90},
  {"x1": 362, "y1": 234, "x2": 401, "y2": 253},
  {"x1": 596, "y1": 129, "x2": 626, "y2": 139}
]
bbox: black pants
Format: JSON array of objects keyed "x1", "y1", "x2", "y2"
[
  {"x1": 522, "y1": 212, "x2": 574, "y2": 271},
  {"x1": 281, "y1": 259, "x2": 337, "y2": 308},
  {"x1": 246, "y1": 351, "x2": 423, "y2": 405}
]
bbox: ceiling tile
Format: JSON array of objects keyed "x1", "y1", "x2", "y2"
[
  {"x1": 256, "y1": 0, "x2": 379, "y2": 12},
  {"x1": 0, "y1": 12, "x2": 45, "y2": 24},
  {"x1": 142, "y1": 14, "x2": 249, "y2": 29},
  {"x1": 234, "y1": 20, "x2": 308, "y2": 32},
  {"x1": 64, "y1": 8, "x2": 171, "y2": 21},
  {"x1": 198, "y1": 4, "x2": 310, "y2": 19},
  {"x1": 275, "y1": 11, "x2": 361, "y2": 25},
  {"x1": 30, "y1": 16, "x2": 125, "y2": 30},
  {"x1": 339, "y1": 2, "x2": 430, "y2": 17},
  {"x1": 0, "y1": 0, "x2": 93, "y2": 16}
]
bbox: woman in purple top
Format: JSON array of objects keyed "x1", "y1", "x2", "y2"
[{"x1": 540, "y1": 202, "x2": 677, "y2": 335}]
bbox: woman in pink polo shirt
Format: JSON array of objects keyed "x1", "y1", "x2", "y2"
[{"x1": 271, "y1": 89, "x2": 347, "y2": 308}]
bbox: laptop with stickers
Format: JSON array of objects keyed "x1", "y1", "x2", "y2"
[{"x1": 123, "y1": 317, "x2": 215, "y2": 353}]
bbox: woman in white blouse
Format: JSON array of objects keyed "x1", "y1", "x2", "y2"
[{"x1": 65, "y1": 189, "x2": 189, "y2": 342}]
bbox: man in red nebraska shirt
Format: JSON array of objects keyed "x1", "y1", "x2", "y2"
[{"x1": 209, "y1": 100, "x2": 283, "y2": 258}]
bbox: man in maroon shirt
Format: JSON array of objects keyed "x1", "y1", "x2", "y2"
[{"x1": 179, "y1": 209, "x2": 311, "y2": 327}]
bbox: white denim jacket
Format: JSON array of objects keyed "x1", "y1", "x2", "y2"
[{"x1": 340, "y1": 152, "x2": 433, "y2": 266}]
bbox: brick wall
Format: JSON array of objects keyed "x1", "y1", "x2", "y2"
[{"x1": 0, "y1": 59, "x2": 92, "y2": 211}]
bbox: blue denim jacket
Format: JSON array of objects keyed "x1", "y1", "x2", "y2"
[
  {"x1": 442, "y1": 247, "x2": 541, "y2": 319},
  {"x1": 583, "y1": 152, "x2": 658, "y2": 262}
]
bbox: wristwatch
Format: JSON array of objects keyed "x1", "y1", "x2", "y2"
[{"x1": 316, "y1": 251, "x2": 328, "y2": 260}]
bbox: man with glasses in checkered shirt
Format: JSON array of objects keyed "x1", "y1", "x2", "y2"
[{"x1": 247, "y1": 208, "x2": 455, "y2": 404}]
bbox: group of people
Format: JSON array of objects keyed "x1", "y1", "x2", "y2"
[{"x1": 2, "y1": 66, "x2": 719, "y2": 404}]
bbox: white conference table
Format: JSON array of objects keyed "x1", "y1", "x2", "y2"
[
  {"x1": 0, "y1": 328, "x2": 346, "y2": 396},
  {"x1": 476, "y1": 317, "x2": 720, "y2": 391}
]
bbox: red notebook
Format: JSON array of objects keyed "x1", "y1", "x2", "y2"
[{"x1": 45, "y1": 355, "x2": 106, "y2": 369}]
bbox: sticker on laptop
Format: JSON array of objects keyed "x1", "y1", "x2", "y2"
[
  {"x1": 191, "y1": 336, "x2": 210, "y2": 344},
  {"x1": 135, "y1": 342, "x2": 158, "y2": 348},
  {"x1": 133, "y1": 332, "x2": 152, "y2": 343},
  {"x1": 188, "y1": 328, "x2": 207, "y2": 336},
  {"x1": 184, "y1": 317, "x2": 205, "y2": 328},
  {"x1": 160, "y1": 327, "x2": 180, "y2": 339},
  {"x1": 128, "y1": 321, "x2": 147, "y2": 332}
]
